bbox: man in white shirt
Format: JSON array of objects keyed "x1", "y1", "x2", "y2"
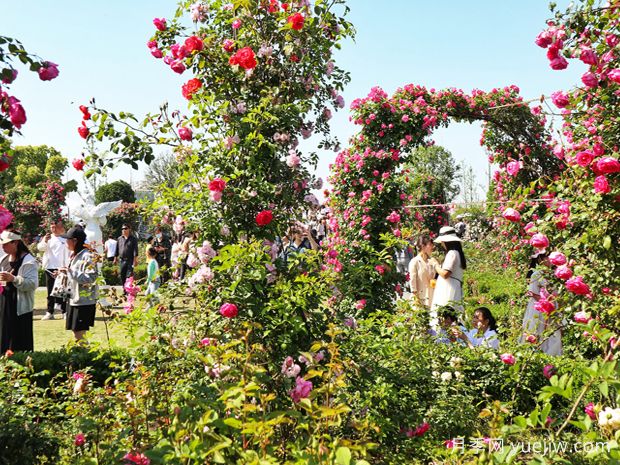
[
  {"x1": 37, "y1": 219, "x2": 69, "y2": 320},
  {"x1": 104, "y1": 234, "x2": 118, "y2": 262}
]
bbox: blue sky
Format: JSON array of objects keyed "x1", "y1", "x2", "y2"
[{"x1": 2, "y1": 1, "x2": 583, "y2": 200}]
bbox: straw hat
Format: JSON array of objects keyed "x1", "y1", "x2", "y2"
[{"x1": 433, "y1": 226, "x2": 462, "y2": 243}]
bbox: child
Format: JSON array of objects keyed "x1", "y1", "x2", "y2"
[{"x1": 145, "y1": 246, "x2": 160, "y2": 295}]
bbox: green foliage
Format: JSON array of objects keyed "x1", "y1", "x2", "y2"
[{"x1": 95, "y1": 180, "x2": 136, "y2": 204}]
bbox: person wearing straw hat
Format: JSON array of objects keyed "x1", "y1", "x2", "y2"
[
  {"x1": 0, "y1": 230, "x2": 39, "y2": 353},
  {"x1": 429, "y1": 226, "x2": 467, "y2": 328}
]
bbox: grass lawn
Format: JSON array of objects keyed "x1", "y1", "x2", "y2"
[{"x1": 33, "y1": 288, "x2": 132, "y2": 352}]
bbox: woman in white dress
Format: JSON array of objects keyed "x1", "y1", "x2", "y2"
[
  {"x1": 430, "y1": 226, "x2": 466, "y2": 328},
  {"x1": 408, "y1": 233, "x2": 438, "y2": 308},
  {"x1": 520, "y1": 252, "x2": 562, "y2": 356}
]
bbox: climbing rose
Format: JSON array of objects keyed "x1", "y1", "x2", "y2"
[
  {"x1": 229, "y1": 47, "x2": 257, "y2": 69},
  {"x1": 581, "y1": 71, "x2": 598, "y2": 88},
  {"x1": 506, "y1": 161, "x2": 521, "y2": 176},
  {"x1": 566, "y1": 276, "x2": 590, "y2": 295},
  {"x1": 153, "y1": 18, "x2": 167, "y2": 30},
  {"x1": 72, "y1": 159, "x2": 85, "y2": 171},
  {"x1": 38, "y1": 61, "x2": 59, "y2": 81},
  {"x1": 502, "y1": 208, "x2": 521, "y2": 222},
  {"x1": 549, "y1": 252, "x2": 567, "y2": 266},
  {"x1": 208, "y1": 178, "x2": 226, "y2": 192},
  {"x1": 500, "y1": 353, "x2": 516, "y2": 365},
  {"x1": 594, "y1": 175, "x2": 610, "y2": 194},
  {"x1": 550, "y1": 91, "x2": 569, "y2": 108},
  {"x1": 79, "y1": 105, "x2": 91, "y2": 120},
  {"x1": 585, "y1": 403, "x2": 597, "y2": 420},
  {"x1": 549, "y1": 56, "x2": 568, "y2": 70},
  {"x1": 78, "y1": 123, "x2": 89, "y2": 139},
  {"x1": 74, "y1": 433, "x2": 86, "y2": 446},
  {"x1": 596, "y1": 157, "x2": 620, "y2": 174},
  {"x1": 386, "y1": 211, "x2": 401, "y2": 223},
  {"x1": 575, "y1": 150, "x2": 594, "y2": 167},
  {"x1": 580, "y1": 48, "x2": 597, "y2": 65},
  {"x1": 219, "y1": 303, "x2": 238, "y2": 318},
  {"x1": 608, "y1": 68, "x2": 620, "y2": 84},
  {"x1": 543, "y1": 364, "x2": 556, "y2": 379},
  {"x1": 281, "y1": 356, "x2": 301, "y2": 378},
  {"x1": 184, "y1": 35, "x2": 204, "y2": 53},
  {"x1": 222, "y1": 39, "x2": 235, "y2": 52},
  {"x1": 413, "y1": 422, "x2": 430, "y2": 437},
  {"x1": 181, "y1": 78, "x2": 202, "y2": 100},
  {"x1": 124, "y1": 452, "x2": 150, "y2": 465},
  {"x1": 535, "y1": 298, "x2": 555, "y2": 315},
  {"x1": 529, "y1": 233, "x2": 549, "y2": 249},
  {"x1": 255, "y1": 210, "x2": 273, "y2": 226},
  {"x1": 0, "y1": 153, "x2": 10, "y2": 172},
  {"x1": 573, "y1": 311, "x2": 592, "y2": 324},
  {"x1": 1, "y1": 69, "x2": 17, "y2": 84},
  {"x1": 8, "y1": 98, "x2": 26, "y2": 129},
  {"x1": 178, "y1": 127, "x2": 192, "y2": 141},
  {"x1": 290, "y1": 376, "x2": 312, "y2": 403},
  {"x1": 288, "y1": 13, "x2": 305, "y2": 30},
  {"x1": 554, "y1": 265, "x2": 573, "y2": 280}
]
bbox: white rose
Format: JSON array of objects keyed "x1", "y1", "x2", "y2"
[{"x1": 440, "y1": 371, "x2": 452, "y2": 382}]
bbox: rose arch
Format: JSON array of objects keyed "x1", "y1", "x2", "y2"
[{"x1": 326, "y1": 84, "x2": 564, "y2": 312}]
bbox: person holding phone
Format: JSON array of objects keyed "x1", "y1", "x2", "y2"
[{"x1": 279, "y1": 224, "x2": 318, "y2": 264}]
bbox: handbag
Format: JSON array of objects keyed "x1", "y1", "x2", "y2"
[{"x1": 50, "y1": 272, "x2": 72, "y2": 300}]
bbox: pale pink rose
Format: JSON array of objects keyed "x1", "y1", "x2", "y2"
[
  {"x1": 210, "y1": 190, "x2": 222, "y2": 202},
  {"x1": 502, "y1": 208, "x2": 521, "y2": 222},
  {"x1": 581, "y1": 71, "x2": 598, "y2": 88},
  {"x1": 286, "y1": 152, "x2": 301, "y2": 168},
  {"x1": 593, "y1": 175, "x2": 610, "y2": 194},
  {"x1": 506, "y1": 161, "x2": 521, "y2": 176},
  {"x1": 573, "y1": 311, "x2": 592, "y2": 324},
  {"x1": 281, "y1": 356, "x2": 301, "y2": 378},
  {"x1": 549, "y1": 251, "x2": 567, "y2": 266}
]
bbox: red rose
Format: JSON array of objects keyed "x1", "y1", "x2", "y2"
[
  {"x1": 574, "y1": 150, "x2": 594, "y2": 167},
  {"x1": 178, "y1": 127, "x2": 193, "y2": 141},
  {"x1": 288, "y1": 13, "x2": 305, "y2": 31},
  {"x1": 208, "y1": 178, "x2": 226, "y2": 192},
  {"x1": 219, "y1": 303, "x2": 238, "y2": 318},
  {"x1": 0, "y1": 153, "x2": 10, "y2": 172},
  {"x1": 181, "y1": 78, "x2": 202, "y2": 100},
  {"x1": 184, "y1": 35, "x2": 204, "y2": 53},
  {"x1": 79, "y1": 105, "x2": 91, "y2": 120},
  {"x1": 255, "y1": 210, "x2": 273, "y2": 226},
  {"x1": 229, "y1": 47, "x2": 257, "y2": 70},
  {"x1": 72, "y1": 159, "x2": 85, "y2": 171},
  {"x1": 77, "y1": 123, "x2": 89, "y2": 139}
]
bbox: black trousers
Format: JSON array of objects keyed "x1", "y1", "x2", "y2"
[
  {"x1": 45, "y1": 269, "x2": 66, "y2": 315},
  {"x1": 119, "y1": 259, "x2": 134, "y2": 288}
]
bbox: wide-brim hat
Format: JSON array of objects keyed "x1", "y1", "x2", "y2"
[
  {"x1": 433, "y1": 226, "x2": 462, "y2": 243},
  {"x1": 0, "y1": 230, "x2": 21, "y2": 244}
]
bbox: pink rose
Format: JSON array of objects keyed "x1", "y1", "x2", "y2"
[
  {"x1": 500, "y1": 353, "x2": 516, "y2": 365},
  {"x1": 222, "y1": 39, "x2": 235, "y2": 52},
  {"x1": 386, "y1": 211, "x2": 401, "y2": 223},
  {"x1": 549, "y1": 56, "x2": 568, "y2": 70},
  {"x1": 607, "y1": 68, "x2": 620, "y2": 84},
  {"x1": 554, "y1": 265, "x2": 573, "y2": 280},
  {"x1": 1, "y1": 68, "x2": 17, "y2": 84},
  {"x1": 579, "y1": 48, "x2": 597, "y2": 66},
  {"x1": 550, "y1": 91, "x2": 569, "y2": 108},
  {"x1": 286, "y1": 152, "x2": 301, "y2": 168},
  {"x1": 502, "y1": 208, "x2": 521, "y2": 222},
  {"x1": 208, "y1": 178, "x2": 226, "y2": 192},
  {"x1": 581, "y1": 71, "x2": 598, "y2": 88},
  {"x1": 232, "y1": 19, "x2": 242, "y2": 29},
  {"x1": 593, "y1": 175, "x2": 610, "y2": 194},
  {"x1": 219, "y1": 303, "x2": 238, "y2": 318},
  {"x1": 178, "y1": 127, "x2": 192, "y2": 141},
  {"x1": 548, "y1": 251, "x2": 566, "y2": 266},
  {"x1": 153, "y1": 17, "x2": 167, "y2": 31},
  {"x1": 355, "y1": 299, "x2": 366, "y2": 310},
  {"x1": 584, "y1": 402, "x2": 597, "y2": 420},
  {"x1": 530, "y1": 233, "x2": 549, "y2": 249},
  {"x1": 575, "y1": 150, "x2": 594, "y2": 167},
  {"x1": 74, "y1": 433, "x2": 86, "y2": 447},
  {"x1": 150, "y1": 48, "x2": 163, "y2": 58},
  {"x1": 543, "y1": 364, "x2": 556, "y2": 379},
  {"x1": 535, "y1": 31, "x2": 552, "y2": 48},
  {"x1": 184, "y1": 35, "x2": 204, "y2": 53},
  {"x1": 565, "y1": 276, "x2": 591, "y2": 296},
  {"x1": 170, "y1": 60, "x2": 186, "y2": 74},
  {"x1": 535, "y1": 298, "x2": 555, "y2": 315},
  {"x1": 8, "y1": 98, "x2": 26, "y2": 129},
  {"x1": 573, "y1": 311, "x2": 592, "y2": 324},
  {"x1": 289, "y1": 376, "x2": 312, "y2": 403},
  {"x1": 38, "y1": 61, "x2": 59, "y2": 81},
  {"x1": 506, "y1": 161, "x2": 521, "y2": 176},
  {"x1": 596, "y1": 157, "x2": 620, "y2": 174},
  {"x1": 72, "y1": 158, "x2": 86, "y2": 170}
]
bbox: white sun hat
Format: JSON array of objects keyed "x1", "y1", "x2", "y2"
[
  {"x1": 433, "y1": 226, "x2": 462, "y2": 243},
  {"x1": 0, "y1": 230, "x2": 22, "y2": 244}
]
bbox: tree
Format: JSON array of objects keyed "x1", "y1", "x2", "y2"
[
  {"x1": 402, "y1": 145, "x2": 461, "y2": 234},
  {"x1": 0, "y1": 145, "x2": 71, "y2": 191},
  {"x1": 95, "y1": 180, "x2": 136, "y2": 205},
  {"x1": 460, "y1": 163, "x2": 482, "y2": 204},
  {"x1": 139, "y1": 152, "x2": 179, "y2": 192}
]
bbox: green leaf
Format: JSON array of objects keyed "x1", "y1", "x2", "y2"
[{"x1": 335, "y1": 447, "x2": 351, "y2": 465}]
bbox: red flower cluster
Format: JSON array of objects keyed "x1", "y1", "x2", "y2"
[
  {"x1": 181, "y1": 78, "x2": 202, "y2": 100},
  {"x1": 229, "y1": 47, "x2": 257, "y2": 70},
  {"x1": 288, "y1": 13, "x2": 305, "y2": 31}
]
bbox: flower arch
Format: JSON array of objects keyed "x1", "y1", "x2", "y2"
[{"x1": 326, "y1": 84, "x2": 563, "y2": 312}]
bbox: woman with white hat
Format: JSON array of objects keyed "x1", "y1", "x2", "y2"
[
  {"x1": 429, "y1": 226, "x2": 467, "y2": 328},
  {"x1": 0, "y1": 230, "x2": 39, "y2": 353}
]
